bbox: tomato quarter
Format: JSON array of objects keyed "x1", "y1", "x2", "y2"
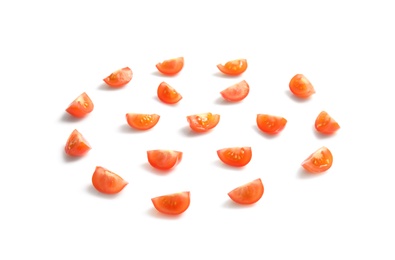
[
  {"x1": 228, "y1": 178, "x2": 264, "y2": 205},
  {"x1": 157, "y1": 82, "x2": 182, "y2": 104},
  {"x1": 315, "y1": 111, "x2": 340, "y2": 134},
  {"x1": 151, "y1": 191, "x2": 190, "y2": 215},
  {"x1": 126, "y1": 113, "x2": 160, "y2": 130},
  {"x1": 302, "y1": 146, "x2": 333, "y2": 173},
  {"x1": 289, "y1": 74, "x2": 315, "y2": 98},
  {"x1": 147, "y1": 150, "x2": 182, "y2": 171},
  {"x1": 256, "y1": 114, "x2": 287, "y2": 134},
  {"x1": 92, "y1": 166, "x2": 128, "y2": 194},
  {"x1": 187, "y1": 113, "x2": 220, "y2": 132},
  {"x1": 64, "y1": 129, "x2": 91, "y2": 156},
  {"x1": 217, "y1": 147, "x2": 252, "y2": 167},
  {"x1": 103, "y1": 67, "x2": 132, "y2": 88},
  {"x1": 217, "y1": 59, "x2": 247, "y2": 76},
  {"x1": 156, "y1": 57, "x2": 184, "y2": 75},
  {"x1": 65, "y1": 92, "x2": 94, "y2": 118},
  {"x1": 220, "y1": 80, "x2": 250, "y2": 102}
]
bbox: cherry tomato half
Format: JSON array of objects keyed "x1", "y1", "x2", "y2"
[
  {"x1": 315, "y1": 111, "x2": 340, "y2": 134},
  {"x1": 103, "y1": 67, "x2": 133, "y2": 88},
  {"x1": 65, "y1": 92, "x2": 94, "y2": 118},
  {"x1": 126, "y1": 113, "x2": 160, "y2": 130},
  {"x1": 147, "y1": 150, "x2": 183, "y2": 171},
  {"x1": 157, "y1": 82, "x2": 182, "y2": 104},
  {"x1": 220, "y1": 80, "x2": 250, "y2": 102},
  {"x1": 151, "y1": 191, "x2": 190, "y2": 215},
  {"x1": 289, "y1": 74, "x2": 315, "y2": 98},
  {"x1": 256, "y1": 114, "x2": 287, "y2": 134},
  {"x1": 156, "y1": 57, "x2": 184, "y2": 75},
  {"x1": 228, "y1": 178, "x2": 264, "y2": 205},
  {"x1": 217, "y1": 147, "x2": 252, "y2": 167},
  {"x1": 217, "y1": 59, "x2": 247, "y2": 76},
  {"x1": 301, "y1": 146, "x2": 333, "y2": 173},
  {"x1": 64, "y1": 129, "x2": 91, "y2": 156},
  {"x1": 186, "y1": 113, "x2": 220, "y2": 132},
  {"x1": 92, "y1": 166, "x2": 128, "y2": 194}
]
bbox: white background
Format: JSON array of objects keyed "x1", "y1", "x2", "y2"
[{"x1": 1, "y1": 0, "x2": 394, "y2": 259}]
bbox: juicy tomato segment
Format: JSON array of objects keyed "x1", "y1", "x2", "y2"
[
  {"x1": 147, "y1": 150, "x2": 183, "y2": 170},
  {"x1": 217, "y1": 59, "x2": 247, "y2": 76},
  {"x1": 256, "y1": 114, "x2": 287, "y2": 134},
  {"x1": 103, "y1": 67, "x2": 133, "y2": 88},
  {"x1": 228, "y1": 178, "x2": 264, "y2": 205},
  {"x1": 187, "y1": 113, "x2": 220, "y2": 132},
  {"x1": 217, "y1": 147, "x2": 252, "y2": 167},
  {"x1": 65, "y1": 129, "x2": 91, "y2": 156},
  {"x1": 315, "y1": 111, "x2": 340, "y2": 134},
  {"x1": 126, "y1": 113, "x2": 160, "y2": 130},
  {"x1": 289, "y1": 74, "x2": 315, "y2": 98},
  {"x1": 157, "y1": 82, "x2": 182, "y2": 104},
  {"x1": 65, "y1": 92, "x2": 94, "y2": 118},
  {"x1": 220, "y1": 80, "x2": 250, "y2": 102},
  {"x1": 302, "y1": 146, "x2": 333, "y2": 173},
  {"x1": 92, "y1": 166, "x2": 128, "y2": 194},
  {"x1": 156, "y1": 57, "x2": 184, "y2": 75},
  {"x1": 151, "y1": 191, "x2": 190, "y2": 215}
]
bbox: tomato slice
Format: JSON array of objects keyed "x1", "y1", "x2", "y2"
[
  {"x1": 103, "y1": 67, "x2": 133, "y2": 88},
  {"x1": 217, "y1": 147, "x2": 252, "y2": 167},
  {"x1": 186, "y1": 113, "x2": 220, "y2": 132},
  {"x1": 220, "y1": 80, "x2": 250, "y2": 102},
  {"x1": 217, "y1": 59, "x2": 247, "y2": 76},
  {"x1": 289, "y1": 74, "x2": 315, "y2": 98},
  {"x1": 156, "y1": 57, "x2": 184, "y2": 75},
  {"x1": 157, "y1": 82, "x2": 182, "y2": 104},
  {"x1": 126, "y1": 113, "x2": 160, "y2": 130},
  {"x1": 228, "y1": 178, "x2": 264, "y2": 205},
  {"x1": 302, "y1": 146, "x2": 333, "y2": 173},
  {"x1": 147, "y1": 150, "x2": 183, "y2": 170},
  {"x1": 315, "y1": 111, "x2": 340, "y2": 134},
  {"x1": 256, "y1": 114, "x2": 287, "y2": 134},
  {"x1": 65, "y1": 92, "x2": 94, "y2": 118},
  {"x1": 151, "y1": 191, "x2": 190, "y2": 215},
  {"x1": 92, "y1": 166, "x2": 128, "y2": 194},
  {"x1": 64, "y1": 129, "x2": 91, "y2": 156}
]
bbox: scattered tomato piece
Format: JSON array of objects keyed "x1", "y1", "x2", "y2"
[
  {"x1": 103, "y1": 67, "x2": 132, "y2": 88},
  {"x1": 147, "y1": 150, "x2": 183, "y2": 171},
  {"x1": 156, "y1": 57, "x2": 184, "y2": 75},
  {"x1": 65, "y1": 92, "x2": 94, "y2": 118},
  {"x1": 256, "y1": 114, "x2": 287, "y2": 135},
  {"x1": 220, "y1": 80, "x2": 250, "y2": 102},
  {"x1": 301, "y1": 146, "x2": 333, "y2": 173},
  {"x1": 289, "y1": 74, "x2": 315, "y2": 98},
  {"x1": 228, "y1": 178, "x2": 264, "y2": 205},
  {"x1": 157, "y1": 82, "x2": 182, "y2": 104},
  {"x1": 126, "y1": 113, "x2": 160, "y2": 130},
  {"x1": 186, "y1": 112, "x2": 220, "y2": 132},
  {"x1": 151, "y1": 191, "x2": 190, "y2": 215},
  {"x1": 92, "y1": 166, "x2": 128, "y2": 194},
  {"x1": 315, "y1": 111, "x2": 340, "y2": 134},
  {"x1": 217, "y1": 147, "x2": 252, "y2": 167},
  {"x1": 64, "y1": 129, "x2": 91, "y2": 156},
  {"x1": 217, "y1": 59, "x2": 247, "y2": 76}
]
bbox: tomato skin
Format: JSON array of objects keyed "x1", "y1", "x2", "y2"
[
  {"x1": 217, "y1": 59, "x2": 247, "y2": 76},
  {"x1": 147, "y1": 150, "x2": 183, "y2": 170},
  {"x1": 302, "y1": 146, "x2": 333, "y2": 173},
  {"x1": 126, "y1": 113, "x2": 160, "y2": 130},
  {"x1": 289, "y1": 74, "x2": 315, "y2": 98},
  {"x1": 186, "y1": 113, "x2": 220, "y2": 132},
  {"x1": 228, "y1": 179, "x2": 264, "y2": 205},
  {"x1": 103, "y1": 67, "x2": 133, "y2": 88},
  {"x1": 217, "y1": 147, "x2": 252, "y2": 167},
  {"x1": 151, "y1": 191, "x2": 190, "y2": 215},
  {"x1": 220, "y1": 80, "x2": 250, "y2": 102},
  {"x1": 256, "y1": 114, "x2": 287, "y2": 134},
  {"x1": 157, "y1": 82, "x2": 182, "y2": 104},
  {"x1": 65, "y1": 92, "x2": 94, "y2": 118},
  {"x1": 64, "y1": 129, "x2": 91, "y2": 156},
  {"x1": 92, "y1": 166, "x2": 128, "y2": 194},
  {"x1": 156, "y1": 57, "x2": 184, "y2": 75},
  {"x1": 315, "y1": 111, "x2": 340, "y2": 134}
]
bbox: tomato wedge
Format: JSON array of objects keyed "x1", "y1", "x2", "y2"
[
  {"x1": 156, "y1": 57, "x2": 184, "y2": 75},
  {"x1": 217, "y1": 59, "x2": 247, "y2": 76},
  {"x1": 289, "y1": 74, "x2": 315, "y2": 98},
  {"x1": 92, "y1": 166, "x2": 128, "y2": 194},
  {"x1": 217, "y1": 147, "x2": 252, "y2": 167},
  {"x1": 157, "y1": 82, "x2": 182, "y2": 104},
  {"x1": 65, "y1": 129, "x2": 91, "y2": 156},
  {"x1": 151, "y1": 191, "x2": 190, "y2": 215},
  {"x1": 186, "y1": 113, "x2": 220, "y2": 132},
  {"x1": 302, "y1": 146, "x2": 333, "y2": 173},
  {"x1": 147, "y1": 150, "x2": 182, "y2": 170},
  {"x1": 126, "y1": 113, "x2": 160, "y2": 130},
  {"x1": 228, "y1": 178, "x2": 264, "y2": 205},
  {"x1": 256, "y1": 114, "x2": 287, "y2": 134},
  {"x1": 65, "y1": 92, "x2": 94, "y2": 118},
  {"x1": 103, "y1": 67, "x2": 132, "y2": 88},
  {"x1": 220, "y1": 80, "x2": 250, "y2": 102},
  {"x1": 315, "y1": 111, "x2": 340, "y2": 135}
]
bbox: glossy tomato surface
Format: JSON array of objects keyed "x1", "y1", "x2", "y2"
[
  {"x1": 156, "y1": 57, "x2": 184, "y2": 75},
  {"x1": 186, "y1": 113, "x2": 220, "y2": 132},
  {"x1": 302, "y1": 146, "x2": 333, "y2": 173},
  {"x1": 147, "y1": 150, "x2": 182, "y2": 170},
  {"x1": 92, "y1": 166, "x2": 128, "y2": 194},
  {"x1": 151, "y1": 191, "x2": 190, "y2": 215},
  {"x1": 126, "y1": 113, "x2": 160, "y2": 130},
  {"x1": 220, "y1": 80, "x2": 249, "y2": 102},
  {"x1": 217, "y1": 59, "x2": 247, "y2": 76},
  {"x1": 103, "y1": 67, "x2": 132, "y2": 88},
  {"x1": 256, "y1": 114, "x2": 287, "y2": 134},
  {"x1": 289, "y1": 74, "x2": 315, "y2": 98},
  {"x1": 65, "y1": 129, "x2": 91, "y2": 156},
  {"x1": 228, "y1": 179, "x2": 264, "y2": 205},
  {"x1": 217, "y1": 147, "x2": 252, "y2": 167},
  {"x1": 157, "y1": 82, "x2": 182, "y2": 104},
  {"x1": 315, "y1": 111, "x2": 340, "y2": 134},
  {"x1": 65, "y1": 92, "x2": 94, "y2": 118}
]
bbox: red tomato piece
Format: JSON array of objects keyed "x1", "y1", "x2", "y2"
[
  {"x1": 217, "y1": 59, "x2": 247, "y2": 76},
  {"x1": 289, "y1": 74, "x2": 315, "y2": 98},
  {"x1": 220, "y1": 80, "x2": 250, "y2": 102},
  {"x1": 228, "y1": 178, "x2": 264, "y2": 205},
  {"x1": 302, "y1": 146, "x2": 333, "y2": 173},
  {"x1": 151, "y1": 191, "x2": 190, "y2": 215},
  {"x1": 126, "y1": 113, "x2": 160, "y2": 130},
  {"x1": 156, "y1": 57, "x2": 184, "y2": 75},
  {"x1": 186, "y1": 113, "x2": 220, "y2": 132},
  {"x1": 65, "y1": 92, "x2": 94, "y2": 118},
  {"x1": 147, "y1": 150, "x2": 183, "y2": 170},
  {"x1": 92, "y1": 166, "x2": 128, "y2": 194},
  {"x1": 217, "y1": 147, "x2": 252, "y2": 167},
  {"x1": 103, "y1": 67, "x2": 132, "y2": 88},
  {"x1": 256, "y1": 114, "x2": 287, "y2": 134},
  {"x1": 315, "y1": 111, "x2": 340, "y2": 134},
  {"x1": 157, "y1": 82, "x2": 182, "y2": 104},
  {"x1": 64, "y1": 129, "x2": 91, "y2": 156}
]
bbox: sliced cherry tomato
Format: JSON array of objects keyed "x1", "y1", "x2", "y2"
[
  {"x1": 65, "y1": 92, "x2": 94, "y2": 118},
  {"x1": 256, "y1": 114, "x2": 287, "y2": 134},
  {"x1": 151, "y1": 191, "x2": 190, "y2": 215},
  {"x1": 126, "y1": 113, "x2": 160, "y2": 130},
  {"x1": 156, "y1": 57, "x2": 184, "y2": 75},
  {"x1": 103, "y1": 67, "x2": 132, "y2": 88},
  {"x1": 217, "y1": 147, "x2": 252, "y2": 167},
  {"x1": 147, "y1": 150, "x2": 183, "y2": 170},
  {"x1": 289, "y1": 74, "x2": 315, "y2": 98},
  {"x1": 64, "y1": 129, "x2": 91, "y2": 156},
  {"x1": 220, "y1": 80, "x2": 250, "y2": 102},
  {"x1": 217, "y1": 59, "x2": 247, "y2": 76},
  {"x1": 92, "y1": 166, "x2": 128, "y2": 194},
  {"x1": 302, "y1": 146, "x2": 333, "y2": 173},
  {"x1": 157, "y1": 82, "x2": 182, "y2": 104},
  {"x1": 186, "y1": 113, "x2": 220, "y2": 132},
  {"x1": 315, "y1": 111, "x2": 340, "y2": 134},
  {"x1": 228, "y1": 178, "x2": 264, "y2": 205}
]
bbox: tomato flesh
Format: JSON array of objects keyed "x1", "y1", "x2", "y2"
[
  {"x1": 65, "y1": 92, "x2": 94, "y2": 118},
  {"x1": 92, "y1": 166, "x2": 128, "y2": 194},
  {"x1": 147, "y1": 150, "x2": 182, "y2": 170},
  {"x1": 156, "y1": 57, "x2": 184, "y2": 75},
  {"x1": 220, "y1": 80, "x2": 250, "y2": 102},
  {"x1": 126, "y1": 113, "x2": 160, "y2": 130},
  {"x1": 217, "y1": 59, "x2": 247, "y2": 76},
  {"x1": 151, "y1": 191, "x2": 190, "y2": 215},
  {"x1": 103, "y1": 67, "x2": 132, "y2": 88},
  {"x1": 315, "y1": 111, "x2": 340, "y2": 134},
  {"x1": 256, "y1": 114, "x2": 287, "y2": 134},
  {"x1": 289, "y1": 74, "x2": 315, "y2": 98},
  {"x1": 228, "y1": 179, "x2": 264, "y2": 205},
  {"x1": 187, "y1": 113, "x2": 220, "y2": 132},
  {"x1": 217, "y1": 147, "x2": 252, "y2": 167},
  {"x1": 157, "y1": 82, "x2": 182, "y2": 104},
  {"x1": 302, "y1": 146, "x2": 333, "y2": 173},
  {"x1": 64, "y1": 129, "x2": 91, "y2": 156}
]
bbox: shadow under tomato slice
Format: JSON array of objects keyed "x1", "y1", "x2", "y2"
[
  {"x1": 228, "y1": 178, "x2": 264, "y2": 205},
  {"x1": 92, "y1": 166, "x2": 128, "y2": 194},
  {"x1": 103, "y1": 67, "x2": 133, "y2": 88},
  {"x1": 147, "y1": 150, "x2": 182, "y2": 171},
  {"x1": 256, "y1": 114, "x2": 287, "y2": 134},
  {"x1": 156, "y1": 57, "x2": 184, "y2": 75},
  {"x1": 217, "y1": 59, "x2": 247, "y2": 76},
  {"x1": 301, "y1": 146, "x2": 333, "y2": 173},
  {"x1": 126, "y1": 113, "x2": 160, "y2": 130},
  {"x1": 65, "y1": 92, "x2": 94, "y2": 118},
  {"x1": 151, "y1": 191, "x2": 190, "y2": 215},
  {"x1": 65, "y1": 129, "x2": 91, "y2": 156},
  {"x1": 186, "y1": 112, "x2": 220, "y2": 132},
  {"x1": 217, "y1": 147, "x2": 252, "y2": 167}
]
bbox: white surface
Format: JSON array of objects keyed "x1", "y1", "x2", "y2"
[{"x1": 1, "y1": 0, "x2": 394, "y2": 259}]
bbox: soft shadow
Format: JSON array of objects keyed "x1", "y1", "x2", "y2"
[
  {"x1": 252, "y1": 125, "x2": 280, "y2": 139},
  {"x1": 60, "y1": 113, "x2": 85, "y2": 122},
  {"x1": 222, "y1": 199, "x2": 256, "y2": 209},
  {"x1": 141, "y1": 162, "x2": 174, "y2": 176},
  {"x1": 312, "y1": 126, "x2": 337, "y2": 139},
  {"x1": 62, "y1": 150, "x2": 85, "y2": 162},
  {"x1": 297, "y1": 167, "x2": 325, "y2": 179},
  {"x1": 86, "y1": 185, "x2": 120, "y2": 199},
  {"x1": 151, "y1": 71, "x2": 178, "y2": 77},
  {"x1": 146, "y1": 207, "x2": 183, "y2": 219},
  {"x1": 179, "y1": 126, "x2": 209, "y2": 137},
  {"x1": 212, "y1": 160, "x2": 246, "y2": 171},
  {"x1": 212, "y1": 72, "x2": 241, "y2": 78},
  {"x1": 285, "y1": 90, "x2": 313, "y2": 103},
  {"x1": 119, "y1": 124, "x2": 148, "y2": 134},
  {"x1": 214, "y1": 96, "x2": 240, "y2": 105},
  {"x1": 153, "y1": 96, "x2": 181, "y2": 106},
  {"x1": 97, "y1": 82, "x2": 122, "y2": 90}
]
